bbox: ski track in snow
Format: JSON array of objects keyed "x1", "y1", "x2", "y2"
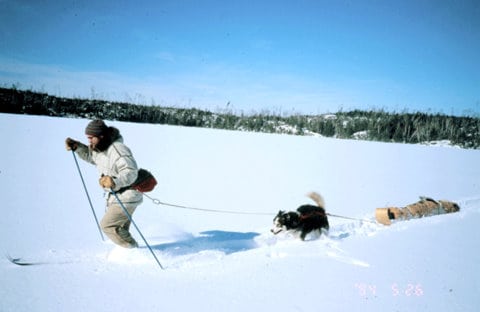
[{"x1": 4, "y1": 217, "x2": 381, "y2": 269}]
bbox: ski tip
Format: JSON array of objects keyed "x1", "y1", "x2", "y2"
[{"x1": 5, "y1": 253, "x2": 35, "y2": 266}]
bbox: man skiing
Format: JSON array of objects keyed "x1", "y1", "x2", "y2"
[{"x1": 65, "y1": 119, "x2": 142, "y2": 248}]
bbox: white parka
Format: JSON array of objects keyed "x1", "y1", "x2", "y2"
[{"x1": 75, "y1": 128, "x2": 143, "y2": 205}]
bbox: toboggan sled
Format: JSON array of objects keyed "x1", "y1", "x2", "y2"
[{"x1": 375, "y1": 197, "x2": 460, "y2": 225}]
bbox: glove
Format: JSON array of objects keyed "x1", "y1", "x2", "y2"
[
  {"x1": 99, "y1": 175, "x2": 115, "y2": 189},
  {"x1": 65, "y1": 137, "x2": 79, "y2": 151}
]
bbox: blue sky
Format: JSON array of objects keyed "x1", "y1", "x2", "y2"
[{"x1": 1, "y1": 0, "x2": 479, "y2": 116}]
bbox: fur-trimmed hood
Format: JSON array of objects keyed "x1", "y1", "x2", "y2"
[{"x1": 93, "y1": 127, "x2": 123, "y2": 152}]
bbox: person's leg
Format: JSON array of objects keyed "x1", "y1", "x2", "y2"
[{"x1": 100, "y1": 203, "x2": 138, "y2": 248}]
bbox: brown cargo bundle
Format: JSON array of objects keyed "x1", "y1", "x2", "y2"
[{"x1": 376, "y1": 197, "x2": 460, "y2": 225}]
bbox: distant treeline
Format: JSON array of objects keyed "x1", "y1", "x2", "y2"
[{"x1": 1, "y1": 87, "x2": 479, "y2": 149}]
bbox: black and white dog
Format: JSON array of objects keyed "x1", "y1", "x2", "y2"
[{"x1": 271, "y1": 192, "x2": 329, "y2": 240}]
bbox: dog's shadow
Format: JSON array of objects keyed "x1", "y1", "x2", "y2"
[{"x1": 150, "y1": 230, "x2": 260, "y2": 257}]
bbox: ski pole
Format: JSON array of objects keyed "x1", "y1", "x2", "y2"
[
  {"x1": 110, "y1": 189, "x2": 164, "y2": 270},
  {"x1": 71, "y1": 151, "x2": 105, "y2": 241}
]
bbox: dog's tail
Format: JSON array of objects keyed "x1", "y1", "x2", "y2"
[{"x1": 307, "y1": 192, "x2": 325, "y2": 209}]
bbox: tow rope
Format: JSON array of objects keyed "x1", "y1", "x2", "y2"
[
  {"x1": 142, "y1": 193, "x2": 272, "y2": 216},
  {"x1": 142, "y1": 193, "x2": 377, "y2": 223}
]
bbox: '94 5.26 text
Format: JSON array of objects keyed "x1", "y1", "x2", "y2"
[{"x1": 355, "y1": 283, "x2": 424, "y2": 297}]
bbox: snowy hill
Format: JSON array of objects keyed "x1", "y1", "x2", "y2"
[{"x1": 1, "y1": 113, "x2": 479, "y2": 311}]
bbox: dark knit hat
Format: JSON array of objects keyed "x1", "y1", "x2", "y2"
[{"x1": 85, "y1": 119, "x2": 108, "y2": 136}]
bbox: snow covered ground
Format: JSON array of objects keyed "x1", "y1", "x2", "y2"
[{"x1": 1, "y1": 113, "x2": 479, "y2": 311}]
